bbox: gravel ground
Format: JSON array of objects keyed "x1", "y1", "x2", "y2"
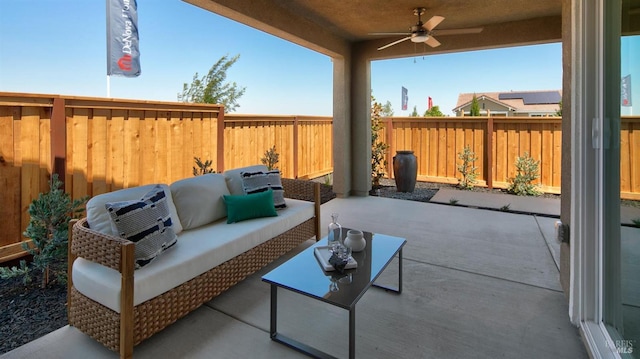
[
  {"x1": 373, "y1": 178, "x2": 563, "y2": 202},
  {"x1": 373, "y1": 178, "x2": 446, "y2": 202}
]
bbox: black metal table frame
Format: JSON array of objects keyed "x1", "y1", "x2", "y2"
[{"x1": 269, "y1": 248, "x2": 403, "y2": 359}]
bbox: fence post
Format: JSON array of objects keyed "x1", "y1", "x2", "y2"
[
  {"x1": 385, "y1": 117, "x2": 394, "y2": 178},
  {"x1": 486, "y1": 116, "x2": 494, "y2": 189},
  {"x1": 293, "y1": 116, "x2": 299, "y2": 178},
  {"x1": 51, "y1": 97, "x2": 66, "y2": 189},
  {"x1": 216, "y1": 107, "x2": 225, "y2": 173}
]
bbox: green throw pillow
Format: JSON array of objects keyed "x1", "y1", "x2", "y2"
[{"x1": 223, "y1": 189, "x2": 278, "y2": 223}]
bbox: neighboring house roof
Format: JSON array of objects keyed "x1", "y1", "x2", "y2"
[{"x1": 453, "y1": 90, "x2": 562, "y2": 113}]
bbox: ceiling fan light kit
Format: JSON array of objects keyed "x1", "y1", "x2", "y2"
[
  {"x1": 411, "y1": 33, "x2": 428, "y2": 43},
  {"x1": 372, "y1": 7, "x2": 483, "y2": 51}
]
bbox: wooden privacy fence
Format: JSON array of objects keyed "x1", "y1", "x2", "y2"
[
  {"x1": 0, "y1": 93, "x2": 333, "y2": 262},
  {"x1": 381, "y1": 116, "x2": 640, "y2": 199},
  {"x1": 1, "y1": 92, "x2": 638, "y2": 262},
  {"x1": 224, "y1": 114, "x2": 333, "y2": 180}
]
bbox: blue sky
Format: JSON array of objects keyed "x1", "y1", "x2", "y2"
[{"x1": 0, "y1": 0, "x2": 565, "y2": 116}]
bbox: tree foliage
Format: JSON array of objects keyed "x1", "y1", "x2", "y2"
[
  {"x1": 469, "y1": 94, "x2": 481, "y2": 116},
  {"x1": 555, "y1": 100, "x2": 562, "y2": 117},
  {"x1": 410, "y1": 105, "x2": 419, "y2": 117},
  {"x1": 381, "y1": 101, "x2": 394, "y2": 117},
  {"x1": 178, "y1": 54, "x2": 246, "y2": 112},
  {"x1": 423, "y1": 105, "x2": 444, "y2": 117}
]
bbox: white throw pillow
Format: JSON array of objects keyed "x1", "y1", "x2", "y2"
[
  {"x1": 223, "y1": 165, "x2": 268, "y2": 195},
  {"x1": 105, "y1": 185, "x2": 178, "y2": 269},
  {"x1": 86, "y1": 184, "x2": 182, "y2": 236},
  {"x1": 170, "y1": 173, "x2": 230, "y2": 230}
]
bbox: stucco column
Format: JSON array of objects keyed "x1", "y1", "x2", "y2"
[
  {"x1": 350, "y1": 44, "x2": 372, "y2": 196},
  {"x1": 332, "y1": 56, "x2": 352, "y2": 198}
]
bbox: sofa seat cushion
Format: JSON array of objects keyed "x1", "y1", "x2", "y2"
[
  {"x1": 86, "y1": 184, "x2": 183, "y2": 236},
  {"x1": 72, "y1": 198, "x2": 314, "y2": 313}
]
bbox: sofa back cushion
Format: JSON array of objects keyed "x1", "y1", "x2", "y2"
[
  {"x1": 223, "y1": 164, "x2": 268, "y2": 195},
  {"x1": 170, "y1": 173, "x2": 230, "y2": 230},
  {"x1": 86, "y1": 184, "x2": 183, "y2": 236}
]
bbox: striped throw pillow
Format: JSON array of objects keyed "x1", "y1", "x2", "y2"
[
  {"x1": 241, "y1": 170, "x2": 287, "y2": 209},
  {"x1": 106, "y1": 185, "x2": 178, "y2": 269}
]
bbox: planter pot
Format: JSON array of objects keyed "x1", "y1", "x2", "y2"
[{"x1": 393, "y1": 150, "x2": 417, "y2": 192}]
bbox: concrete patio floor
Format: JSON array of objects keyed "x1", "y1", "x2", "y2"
[{"x1": 2, "y1": 195, "x2": 589, "y2": 359}]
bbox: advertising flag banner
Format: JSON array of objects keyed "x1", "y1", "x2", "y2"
[
  {"x1": 621, "y1": 75, "x2": 632, "y2": 107},
  {"x1": 401, "y1": 87, "x2": 408, "y2": 111},
  {"x1": 428, "y1": 96, "x2": 433, "y2": 109},
  {"x1": 107, "y1": 0, "x2": 140, "y2": 77}
]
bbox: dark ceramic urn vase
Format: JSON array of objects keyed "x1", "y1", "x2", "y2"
[{"x1": 393, "y1": 150, "x2": 417, "y2": 192}]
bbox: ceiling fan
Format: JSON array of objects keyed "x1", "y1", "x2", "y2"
[{"x1": 371, "y1": 7, "x2": 483, "y2": 51}]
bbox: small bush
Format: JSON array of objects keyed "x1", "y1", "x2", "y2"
[
  {"x1": 632, "y1": 218, "x2": 640, "y2": 227},
  {"x1": 449, "y1": 198, "x2": 459, "y2": 205},
  {"x1": 323, "y1": 173, "x2": 333, "y2": 186},
  {"x1": 0, "y1": 174, "x2": 87, "y2": 287},
  {"x1": 500, "y1": 204, "x2": 511, "y2": 212},
  {"x1": 193, "y1": 157, "x2": 215, "y2": 176},
  {"x1": 261, "y1": 145, "x2": 279, "y2": 170},
  {"x1": 457, "y1": 145, "x2": 478, "y2": 190},
  {"x1": 507, "y1": 152, "x2": 541, "y2": 196},
  {"x1": 371, "y1": 98, "x2": 389, "y2": 188}
]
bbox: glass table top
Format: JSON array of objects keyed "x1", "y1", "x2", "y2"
[{"x1": 262, "y1": 228, "x2": 406, "y2": 309}]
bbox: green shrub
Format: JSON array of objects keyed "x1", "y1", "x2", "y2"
[
  {"x1": 0, "y1": 174, "x2": 88, "y2": 287},
  {"x1": 261, "y1": 145, "x2": 279, "y2": 170},
  {"x1": 457, "y1": 145, "x2": 478, "y2": 189},
  {"x1": 193, "y1": 157, "x2": 215, "y2": 176},
  {"x1": 507, "y1": 152, "x2": 541, "y2": 196},
  {"x1": 371, "y1": 97, "x2": 389, "y2": 188},
  {"x1": 323, "y1": 173, "x2": 333, "y2": 186}
]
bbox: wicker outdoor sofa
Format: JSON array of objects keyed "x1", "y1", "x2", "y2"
[{"x1": 67, "y1": 165, "x2": 321, "y2": 359}]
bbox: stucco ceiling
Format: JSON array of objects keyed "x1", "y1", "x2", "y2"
[
  {"x1": 184, "y1": 0, "x2": 563, "y2": 59},
  {"x1": 184, "y1": 0, "x2": 639, "y2": 59},
  {"x1": 263, "y1": 0, "x2": 561, "y2": 41}
]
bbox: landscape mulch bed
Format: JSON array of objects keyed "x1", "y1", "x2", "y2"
[{"x1": 0, "y1": 272, "x2": 67, "y2": 355}]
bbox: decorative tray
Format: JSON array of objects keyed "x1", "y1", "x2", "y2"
[{"x1": 313, "y1": 246, "x2": 357, "y2": 271}]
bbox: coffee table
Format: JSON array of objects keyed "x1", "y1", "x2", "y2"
[{"x1": 261, "y1": 228, "x2": 406, "y2": 359}]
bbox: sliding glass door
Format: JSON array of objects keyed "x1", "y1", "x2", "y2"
[
  {"x1": 573, "y1": 1, "x2": 640, "y2": 356},
  {"x1": 603, "y1": 1, "x2": 640, "y2": 356}
]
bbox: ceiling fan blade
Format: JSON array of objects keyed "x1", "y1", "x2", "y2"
[
  {"x1": 423, "y1": 15, "x2": 445, "y2": 31},
  {"x1": 424, "y1": 36, "x2": 441, "y2": 48},
  {"x1": 377, "y1": 36, "x2": 411, "y2": 50},
  {"x1": 369, "y1": 32, "x2": 412, "y2": 36},
  {"x1": 431, "y1": 27, "x2": 484, "y2": 36}
]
